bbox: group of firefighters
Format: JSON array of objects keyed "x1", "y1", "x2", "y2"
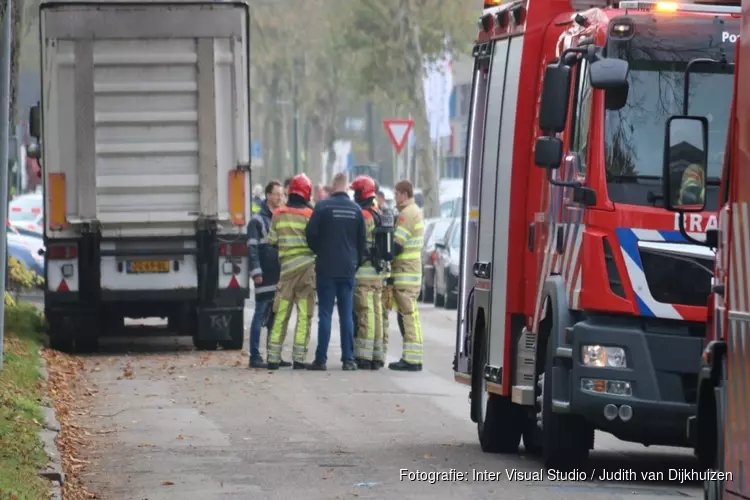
[{"x1": 247, "y1": 172, "x2": 425, "y2": 372}]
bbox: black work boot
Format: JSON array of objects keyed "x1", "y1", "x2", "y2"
[
  {"x1": 293, "y1": 361, "x2": 307, "y2": 370},
  {"x1": 388, "y1": 359, "x2": 422, "y2": 372},
  {"x1": 279, "y1": 359, "x2": 292, "y2": 368},
  {"x1": 342, "y1": 360, "x2": 358, "y2": 371},
  {"x1": 355, "y1": 359, "x2": 372, "y2": 370},
  {"x1": 307, "y1": 360, "x2": 327, "y2": 371},
  {"x1": 371, "y1": 360, "x2": 383, "y2": 371},
  {"x1": 267, "y1": 363, "x2": 280, "y2": 371},
  {"x1": 249, "y1": 358, "x2": 268, "y2": 369}
]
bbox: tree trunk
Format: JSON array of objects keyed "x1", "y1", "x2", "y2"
[
  {"x1": 401, "y1": 0, "x2": 439, "y2": 217},
  {"x1": 307, "y1": 113, "x2": 324, "y2": 184},
  {"x1": 324, "y1": 115, "x2": 337, "y2": 181},
  {"x1": 262, "y1": 110, "x2": 273, "y2": 184},
  {"x1": 269, "y1": 69, "x2": 285, "y2": 181}
]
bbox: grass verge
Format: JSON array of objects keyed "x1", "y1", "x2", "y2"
[{"x1": 0, "y1": 299, "x2": 50, "y2": 500}]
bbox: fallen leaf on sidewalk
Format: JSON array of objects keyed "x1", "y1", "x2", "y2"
[
  {"x1": 423, "y1": 453, "x2": 433, "y2": 459},
  {"x1": 396, "y1": 408, "x2": 405, "y2": 413},
  {"x1": 177, "y1": 434, "x2": 184, "y2": 440},
  {"x1": 161, "y1": 481, "x2": 175, "y2": 486},
  {"x1": 139, "y1": 443, "x2": 155, "y2": 448},
  {"x1": 43, "y1": 348, "x2": 98, "y2": 499}
]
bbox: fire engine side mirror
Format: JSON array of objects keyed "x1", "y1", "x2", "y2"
[
  {"x1": 534, "y1": 136, "x2": 563, "y2": 169},
  {"x1": 589, "y1": 58, "x2": 629, "y2": 90},
  {"x1": 538, "y1": 63, "x2": 571, "y2": 133},
  {"x1": 662, "y1": 115, "x2": 708, "y2": 213},
  {"x1": 29, "y1": 103, "x2": 41, "y2": 140}
]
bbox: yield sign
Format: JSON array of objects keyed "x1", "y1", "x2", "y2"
[{"x1": 383, "y1": 119, "x2": 414, "y2": 154}]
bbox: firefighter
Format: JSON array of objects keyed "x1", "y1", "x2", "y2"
[
  {"x1": 350, "y1": 175, "x2": 385, "y2": 370},
  {"x1": 388, "y1": 180, "x2": 424, "y2": 371},
  {"x1": 677, "y1": 163, "x2": 705, "y2": 207},
  {"x1": 266, "y1": 173, "x2": 316, "y2": 370}
]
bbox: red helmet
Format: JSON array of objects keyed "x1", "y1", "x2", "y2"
[
  {"x1": 288, "y1": 173, "x2": 313, "y2": 201},
  {"x1": 350, "y1": 175, "x2": 377, "y2": 200}
]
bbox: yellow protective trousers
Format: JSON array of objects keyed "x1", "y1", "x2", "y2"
[
  {"x1": 381, "y1": 284, "x2": 393, "y2": 361},
  {"x1": 354, "y1": 282, "x2": 384, "y2": 362},
  {"x1": 393, "y1": 286, "x2": 423, "y2": 365},
  {"x1": 268, "y1": 264, "x2": 315, "y2": 364}
]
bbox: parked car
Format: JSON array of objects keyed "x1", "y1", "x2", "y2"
[
  {"x1": 439, "y1": 197, "x2": 462, "y2": 218},
  {"x1": 9, "y1": 192, "x2": 42, "y2": 212},
  {"x1": 433, "y1": 217, "x2": 461, "y2": 309},
  {"x1": 420, "y1": 217, "x2": 452, "y2": 302},
  {"x1": 9, "y1": 192, "x2": 43, "y2": 233},
  {"x1": 9, "y1": 212, "x2": 43, "y2": 233},
  {"x1": 6, "y1": 222, "x2": 45, "y2": 281}
]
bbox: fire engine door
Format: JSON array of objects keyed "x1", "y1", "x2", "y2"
[
  {"x1": 455, "y1": 58, "x2": 488, "y2": 375},
  {"x1": 473, "y1": 35, "x2": 524, "y2": 380}
]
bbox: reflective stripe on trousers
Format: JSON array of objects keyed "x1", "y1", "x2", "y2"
[
  {"x1": 392, "y1": 273, "x2": 421, "y2": 287},
  {"x1": 267, "y1": 265, "x2": 315, "y2": 364},
  {"x1": 280, "y1": 254, "x2": 315, "y2": 277},
  {"x1": 392, "y1": 287, "x2": 422, "y2": 364},
  {"x1": 354, "y1": 284, "x2": 383, "y2": 361}
]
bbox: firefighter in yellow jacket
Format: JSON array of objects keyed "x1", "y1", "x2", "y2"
[
  {"x1": 389, "y1": 180, "x2": 424, "y2": 371},
  {"x1": 351, "y1": 175, "x2": 385, "y2": 370},
  {"x1": 267, "y1": 173, "x2": 316, "y2": 370},
  {"x1": 676, "y1": 163, "x2": 706, "y2": 208}
]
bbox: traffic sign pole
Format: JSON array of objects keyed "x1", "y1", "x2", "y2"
[
  {"x1": 0, "y1": 0, "x2": 12, "y2": 371},
  {"x1": 383, "y1": 119, "x2": 414, "y2": 184}
]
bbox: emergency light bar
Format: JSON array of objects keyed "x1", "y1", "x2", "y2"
[
  {"x1": 484, "y1": 0, "x2": 503, "y2": 7},
  {"x1": 618, "y1": 0, "x2": 740, "y2": 13}
]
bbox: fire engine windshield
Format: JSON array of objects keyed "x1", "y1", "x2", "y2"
[{"x1": 603, "y1": 15, "x2": 737, "y2": 209}]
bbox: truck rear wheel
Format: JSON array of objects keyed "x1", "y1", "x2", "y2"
[
  {"x1": 75, "y1": 335, "x2": 100, "y2": 354},
  {"x1": 47, "y1": 317, "x2": 73, "y2": 352},
  {"x1": 193, "y1": 335, "x2": 218, "y2": 350},
  {"x1": 219, "y1": 324, "x2": 244, "y2": 350},
  {"x1": 540, "y1": 336, "x2": 591, "y2": 470}
]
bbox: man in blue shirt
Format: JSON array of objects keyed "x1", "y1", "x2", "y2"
[
  {"x1": 305, "y1": 173, "x2": 367, "y2": 371},
  {"x1": 247, "y1": 180, "x2": 288, "y2": 368}
]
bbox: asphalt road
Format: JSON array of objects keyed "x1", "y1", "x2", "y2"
[{"x1": 70, "y1": 301, "x2": 703, "y2": 500}]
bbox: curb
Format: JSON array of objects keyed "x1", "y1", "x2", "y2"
[{"x1": 37, "y1": 354, "x2": 65, "y2": 500}]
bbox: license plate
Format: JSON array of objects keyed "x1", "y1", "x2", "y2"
[{"x1": 126, "y1": 260, "x2": 170, "y2": 274}]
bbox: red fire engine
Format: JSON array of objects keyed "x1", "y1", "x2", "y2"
[
  {"x1": 453, "y1": 0, "x2": 739, "y2": 470},
  {"x1": 661, "y1": 21, "x2": 749, "y2": 500}
]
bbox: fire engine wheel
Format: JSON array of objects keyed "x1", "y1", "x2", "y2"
[
  {"x1": 475, "y1": 331, "x2": 523, "y2": 453},
  {"x1": 704, "y1": 385, "x2": 725, "y2": 500},
  {"x1": 539, "y1": 361, "x2": 591, "y2": 469}
]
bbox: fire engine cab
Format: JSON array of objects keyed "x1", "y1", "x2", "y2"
[{"x1": 453, "y1": 0, "x2": 739, "y2": 470}]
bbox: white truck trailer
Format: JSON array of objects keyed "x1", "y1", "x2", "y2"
[{"x1": 27, "y1": 0, "x2": 252, "y2": 352}]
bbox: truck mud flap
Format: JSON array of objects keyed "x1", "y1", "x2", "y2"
[{"x1": 196, "y1": 306, "x2": 243, "y2": 341}]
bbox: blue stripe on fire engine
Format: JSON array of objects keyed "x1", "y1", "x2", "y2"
[{"x1": 615, "y1": 228, "x2": 652, "y2": 317}]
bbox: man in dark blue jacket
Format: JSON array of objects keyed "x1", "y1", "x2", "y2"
[
  {"x1": 305, "y1": 173, "x2": 367, "y2": 371},
  {"x1": 247, "y1": 180, "x2": 289, "y2": 368}
]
